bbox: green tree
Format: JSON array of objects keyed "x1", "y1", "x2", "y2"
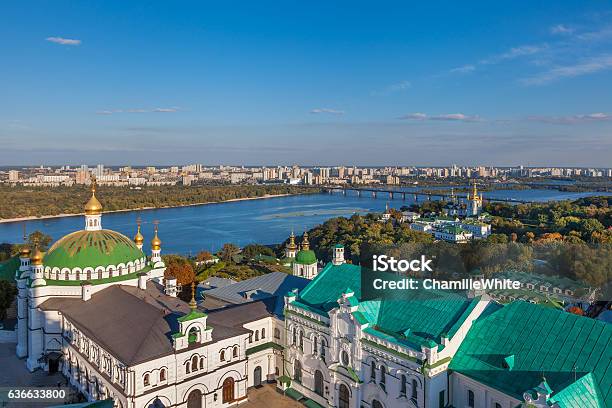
[
  {"x1": 219, "y1": 243, "x2": 240, "y2": 263},
  {"x1": 0, "y1": 281, "x2": 17, "y2": 321}
]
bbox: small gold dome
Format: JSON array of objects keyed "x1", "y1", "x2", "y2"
[
  {"x1": 20, "y1": 245, "x2": 31, "y2": 258},
  {"x1": 151, "y1": 230, "x2": 162, "y2": 250},
  {"x1": 134, "y1": 225, "x2": 144, "y2": 245},
  {"x1": 85, "y1": 182, "x2": 103, "y2": 215},
  {"x1": 31, "y1": 247, "x2": 43, "y2": 265}
]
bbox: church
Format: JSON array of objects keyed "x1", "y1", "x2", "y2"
[
  {"x1": 8, "y1": 184, "x2": 611, "y2": 408},
  {"x1": 14, "y1": 184, "x2": 285, "y2": 408}
]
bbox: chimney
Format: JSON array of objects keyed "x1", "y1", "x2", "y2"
[
  {"x1": 81, "y1": 282, "x2": 92, "y2": 301},
  {"x1": 165, "y1": 277, "x2": 178, "y2": 297}
]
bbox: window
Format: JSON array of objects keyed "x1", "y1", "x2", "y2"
[
  {"x1": 314, "y1": 370, "x2": 324, "y2": 397},
  {"x1": 187, "y1": 389, "x2": 202, "y2": 408},
  {"x1": 249, "y1": 334, "x2": 253, "y2": 343},
  {"x1": 370, "y1": 361, "x2": 376, "y2": 380},
  {"x1": 292, "y1": 328, "x2": 296, "y2": 344},
  {"x1": 199, "y1": 357, "x2": 204, "y2": 370},
  {"x1": 143, "y1": 374, "x2": 150, "y2": 386},
  {"x1": 233, "y1": 347, "x2": 238, "y2": 358},
  {"x1": 380, "y1": 366, "x2": 386, "y2": 390},
  {"x1": 495, "y1": 404, "x2": 501, "y2": 408},
  {"x1": 313, "y1": 337, "x2": 318, "y2": 354},
  {"x1": 439, "y1": 390, "x2": 445, "y2": 408},
  {"x1": 412, "y1": 379, "x2": 418, "y2": 400},
  {"x1": 338, "y1": 384, "x2": 349, "y2": 408},
  {"x1": 261, "y1": 328, "x2": 265, "y2": 338},
  {"x1": 160, "y1": 369, "x2": 166, "y2": 382},
  {"x1": 255, "y1": 331, "x2": 259, "y2": 341},
  {"x1": 320, "y1": 339, "x2": 326, "y2": 362},
  {"x1": 188, "y1": 327, "x2": 199, "y2": 344},
  {"x1": 372, "y1": 401, "x2": 383, "y2": 408},
  {"x1": 275, "y1": 367, "x2": 279, "y2": 376},
  {"x1": 468, "y1": 390, "x2": 475, "y2": 408},
  {"x1": 299, "y1": 331, "x2": 304, "y2": 350},
  {"x1": 400, "y1": 375, "x2": 407, "y2": 395},
  {"x1": 294, "y1": 360, "x2": 302, "y2": 383},
  {"x1": 220, "y1": 350, "x2": 226, "y2": 361},
  {"x1": 274, "y1": 328, "x2": 280, "y2": 339},
  {"x1": 192, "y1": 356, "x2": 198, "y2": 371},
  {"x1": 186, "y1": 362, "x2": 190, "y2": 374},
  {"x1": 341, "y1": 351, "x2": 349, "y2": 366}
]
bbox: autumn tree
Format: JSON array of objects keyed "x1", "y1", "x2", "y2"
[{"x1": 162, "y1": 255, "x2": 195, "y2": 285}]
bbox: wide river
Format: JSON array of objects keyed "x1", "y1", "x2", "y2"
[{"x1": 0, "y1": 189, "x2": 609, "y2": 254}]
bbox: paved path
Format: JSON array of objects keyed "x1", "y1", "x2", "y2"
[{"x1": 244, "y1": 384, "x2": 304, "y2": 408}]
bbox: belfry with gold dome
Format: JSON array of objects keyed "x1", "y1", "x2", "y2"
[{"x1": 16, "y1": 181, "x2": 167, "y2": 372}]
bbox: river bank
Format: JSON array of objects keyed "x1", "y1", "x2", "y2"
[{"x1": 0, "y1": 193, "x2": 295, "y2": 224}]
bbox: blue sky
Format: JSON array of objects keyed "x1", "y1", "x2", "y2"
[{"x1": 1, "y1": 1, "x2": 611, "y2": 166}]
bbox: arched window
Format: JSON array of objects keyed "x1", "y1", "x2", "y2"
[
  {"x1": 187, "y1": 389, "x2": 202, "y2": 408},
  {"x1": 299, "y1": 331, "x2": 304, "y2": 350},
  {"x1": 313, "y1": 337, "x2": 318, "y2": 354},
  {"x1": 412, "y1": 379, "x2": 418, "y2": 400},
  {"x1": 220, "y1": 350, "x2": 226, "y2": 361},
  {"x1": 292, "y1": 327, "x2": 296, "y2": 344},
  {"x1": 188, "y1": 327, "x2": 199, "y2": 344},
  {"x1": 255, "y1": 331, "x2": 259, "y2": 341},
  {"x1": 192, "y1": 355, "x2": 198, "y2": 371},
  {"x1": 199, "y1": 357, "x2": 204, "y2": 370},
  {"x1": 320, "y1": 339, "x2": 326, "y2": 362},
  {"x1": 233, "y1": 347, "x2": 238, "y2": 358},
  {"x1": 185, "y1": 362, "x2": 190, "y2": 374},
  {"x1": 400, "y1": 374, "x2": 407, "y2": 395},
  {"x1": 294, "y1": 360, "x2": 302, "y2": 383},
  {"x1": 314, "y1": 370, "x2": 324, "y2": 397},
  {"x1": 143, "y1": 373, "x2": 150, "y2": 386},
  {"x1": 261, "y1": 328, "x2": 265, "y2": 338},
  {"x1": 380, "y1": 366, "x2": 386, "y2": 390},
  {"x1": 495, "y1": 404, "x2": 501, "y2": 408},
  {"x1": 370, "y1": 361, "x2": 376, "y2": 380},
  {"x1": 372, "y1": 401, "x2": 383, "y2": 408},
  {"x1": 338, "y1": 384, "x2": 350, "y2": 408},
  {"x1": 222, "y1": 377, "x2": 235, "y2": 403},
  {"x1": 468, "y1": 390, "x2": 475, "y2": 407},
  {"x1": 274, "y1": 328, "x2": 280, "y2": 339},
  {"x1": 160, "y1": 369, "x2": 166, "y2": 382},
  {"x1": 249, "y1": 334, "x2": 253, "y2": 343}
]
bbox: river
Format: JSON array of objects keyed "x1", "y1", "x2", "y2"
[{"x1": 0, "y1": 189, "x2": 609, "y2": 254}]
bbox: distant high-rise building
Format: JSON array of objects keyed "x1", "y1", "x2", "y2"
[
  {"x1": 93, "y1": 164, "x2": 104, "y2": 178},
  {"x1": 8, "y1": 170, "x2": 19, "y2": 182}
]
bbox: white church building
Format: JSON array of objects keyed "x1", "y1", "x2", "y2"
[{"x1": 7, "y1": 184, "x2": 610, "y2": 408}]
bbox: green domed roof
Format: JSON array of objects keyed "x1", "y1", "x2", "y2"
[
  {"x1": 44, "y1": 229, "x2": 144, "y2": 270},
  {"x1": 295, "y1": 249, "x2": 317, "y2": 265}
]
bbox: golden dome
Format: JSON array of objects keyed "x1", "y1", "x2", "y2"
[
  {"x1": 31, "y1": 247, "x2": 43, "y2": 265},
  {"x1": 151, "y1": 228, "x2": 162, "y2": 250},
  {"x1": 134, "y1": 224, "x2": 144, "y2": 245},
  {"x1": 19, "y1": 245, "x2": 31, "y2": 258},
  {"x1": 84, "y1": 182, "x2": 103, "y2": 215}
]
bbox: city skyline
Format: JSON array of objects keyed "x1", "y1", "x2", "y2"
[{"x1": 2, "y1": 1, "x2": 612, "y2": 166}]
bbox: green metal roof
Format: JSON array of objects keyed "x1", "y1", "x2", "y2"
[
  {"x1": 295, "y1": 249, "x2": 317, "y2": 265},
  {"x1": 295, "y1": 263, "x2": 476, "y2": 349},
  {"x1": 43, "y1": 229, "x2": 144, "y2": 270},
  {"x1": 449, "y1": 301, "x2": 612, "y2": 406},
  {"x1": 549, "y1": 372, "x2": 605, "y2": 408}
]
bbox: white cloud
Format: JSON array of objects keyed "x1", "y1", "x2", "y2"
[
  {"x1": 399, "y1": 112, "x2": 482, "y2": 122},
  {"x1": 96, "y1": 107, "x2": 181, "y2": 115},
  {"x1": 480, "y1": 44, "x2": 547, "y2": 65},
  {"x1": 528, "y1": 112, "x2": 612, "y2": 124},
  {"x1": 310, "y1": 108, "x2": 345, "y2": 115},
  {"x1": 550, "y1": 24, "x2": 574, "y2": 35},
  {"x1": 450, "y1": 64, "x2": 476, "y2": 74},
  {"x1": 519, "y1": 54, "x2": 612, "y2": 85},
  {"x1": 372, "y1": 80, "x2": 412, "y2": 95},
  {"x1": 46, "y1": 37, "x2": 81, "y2": 46}
]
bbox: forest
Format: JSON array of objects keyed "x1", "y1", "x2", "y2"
[{"x1": 0, "y1": 184, "x2": 318, "y2": 220}]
